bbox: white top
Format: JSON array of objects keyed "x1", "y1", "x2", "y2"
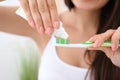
[{"x1": 38, "y1": 36, "x2": 91, "y2": 80}]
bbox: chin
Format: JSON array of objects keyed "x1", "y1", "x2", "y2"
[{"x1": 73, "y1": 0, "x2": 109, "y2": 11}]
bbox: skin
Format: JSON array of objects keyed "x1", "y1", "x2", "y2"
[
  {"x1": 88, "y1": 29, "x2": 120, "y2": 67},
  {"x1": 0, "y1": 6, "x2": 50, "y2": 52},
  {"x1": 18, "y1": 0, "x2": 60, "y2": 35},
  {"x1": 72, "y1": 0, "x2": 109, "y2": 10},
  {"x1": 0, "y1": 0, "x2": 120, "y2": 68}
]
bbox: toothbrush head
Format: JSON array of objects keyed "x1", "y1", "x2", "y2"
[
  {"x1": 55, "y1": 38, "x2": 93, "y2": 48},
  {"x1": 56, "y1": 38, "x2": 69, "y2": 44}
]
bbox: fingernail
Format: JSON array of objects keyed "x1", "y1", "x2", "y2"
[
  {"x1": 39, "y1": 27, "x2": 44, "y2": 34},
  {"x1": 54, "y1": 21, "x2": 60, "y2": 29},
  {"x1": 29, "y1": 20, "x2": 35, "y2": 28},
  {"x1": 112, "y1": 43, "x2": 118, "y2": 51},
  {"x1": 46, "y1": 27, "x2": 52, "y2": 36}
]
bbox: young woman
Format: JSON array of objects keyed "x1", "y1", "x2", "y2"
[
  {"x1": 0, "y1": 0, "x2": 120, "y2": 80},
  {"x1": 38, "y1": 0, "x2": 120, "y2": 80}
]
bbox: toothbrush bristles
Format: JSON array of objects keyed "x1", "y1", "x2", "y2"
[{"x1": 56, "y1": 38, "x2": 69, "y2": 44}]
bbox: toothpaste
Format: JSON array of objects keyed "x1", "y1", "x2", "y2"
[
  {"x1": 16, "y1": 8, "x2": 69, "y2": 39},
  {"x1": 53, "y1": 22, "x2": 69, "y2": 39}
]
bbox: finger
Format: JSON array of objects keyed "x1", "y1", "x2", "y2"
[
  {"x1": 102, "y1": 29, "x2": 115, "y2": 40},
  {"x1": 111, "y1": 27, "x2": 120, "y2": 51},
  {"x1": 89, "y1": 35, "x2": 105, "y2": 47},
  {"x1": 28, "y1": 0, "x2": 45, "y2": 34},
  {"x1": 47, "y1": 0, "x2": 60, "y2": 28},
  {"x1": 94, "y1": 29, "x2": 115, "y2": 47},
  {"x1": 89, "y1": 29, "x2": 115, "y2": 47},
  {"x1": 37, "y1": 0, "x2": 53, "y2": 35},
  {"x1": 89, "y1": 35, "x2": 97, "y2": 42},
  {"x1": 19, "y1": 0, "x2": 35, "y2": 28}
]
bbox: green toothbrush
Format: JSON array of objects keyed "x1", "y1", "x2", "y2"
[{"x1": 55, "y1": 39, "x2": 120, "y2": 48}]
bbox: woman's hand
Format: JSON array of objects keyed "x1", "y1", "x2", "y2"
[
  {"x1": 88, "y1": 27, "x2": 120, "y2": 67},
  {"x1": 18, "y1": 0, "x2": 60, "y2": 35}
]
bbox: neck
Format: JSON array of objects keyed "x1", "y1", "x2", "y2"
[{"x1": 70, "y1": 8, "x2": 101, "y2": 32}]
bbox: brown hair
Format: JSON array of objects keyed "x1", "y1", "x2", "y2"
[{"x1": 64, "y1": 0, "x2": 120, "y2": 80}]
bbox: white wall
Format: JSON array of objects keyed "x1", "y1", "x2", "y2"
[
  {"x1": 0, "y1": 32, "x2": 40, "y2": 80},
  {"x1": 0, "y1": 0, "x2": 20, "y2": 6}
]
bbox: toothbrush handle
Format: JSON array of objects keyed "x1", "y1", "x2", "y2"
[{"x1": 83, "y1": 40, "x2": 120, "y2": 47}]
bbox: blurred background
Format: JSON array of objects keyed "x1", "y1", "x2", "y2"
[{"x1": 0, "y1": 0, "x2": 20, "y2": 6}]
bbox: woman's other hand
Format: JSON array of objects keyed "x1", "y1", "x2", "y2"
[
  {"x1": 88, "y1": 27, "x2": 120, "y2": 67},
  {"x1": 18, "y1": 0, "x2": 60, "y2": 35}
]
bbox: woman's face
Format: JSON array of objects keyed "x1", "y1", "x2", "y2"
[{"x1": 72, "y1": 0, "x2": 109, "y2": 10}]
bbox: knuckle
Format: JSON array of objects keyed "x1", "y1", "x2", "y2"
[
  {"x1": 90, "y1": 35, "x2": 98, "y2": 40},
  {"x1": 111, "y1": 36, "x2": 118, "y2": 42},
  {"x1": 97, "y1": 37, "x2": 103, "y2": 42},
  {"x1": 48, "y1": 0, "x2": 56, "y2": 9},
  {"x1": 96, "y1": 35, "x2": 106, "y2": 41},
  {"x1": 93, "y1": 35, "x2": 101, "y2": 40},
  {"x1": 112, "y1": 32, "x2": 120, "y2": 39},
  {"x1": 49, "y1": 3, "x2": 55, "y2": 10},
  {"x1": 31, "y1": 4, "x2": 38, "y2": 12},
  {"x1": 94, "y1": 35, "x2": 100, "y2": 38},
  {"x1": 100, "y1": 33, "x2": 107, "y2": 39},
  {"x1": 38, "y1": 4, "x2": 47, "y2": 13}
]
